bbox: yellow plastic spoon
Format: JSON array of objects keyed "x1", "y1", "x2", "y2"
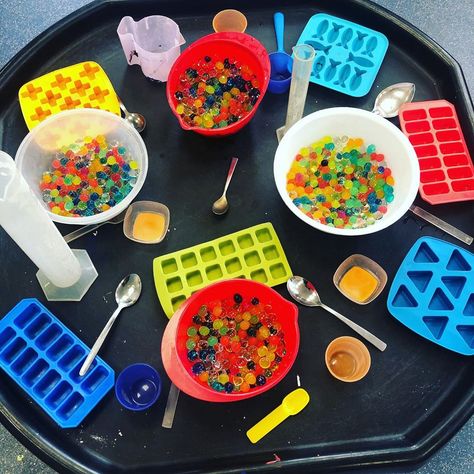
[{"x1": 246, "y1": 388, "x2": 310, "y2": 444}]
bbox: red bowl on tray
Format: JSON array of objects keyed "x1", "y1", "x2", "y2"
[
  {"x1": 161, "y1": 279, "x2": 299, "y2": 402},
  {"x1": 166, "y1": 32, "x2": 270, "y2": 137}
]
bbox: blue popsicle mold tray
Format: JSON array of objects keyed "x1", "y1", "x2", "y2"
[
  {"x1": 296, "y1": 13, "x2": 389, "y2": 97},
  {"x1": 387, "y1": 238, "x2": 474, "y2": 356},
  {"x1": 0, "y1": 299, "x2": 115, "y2": 428}
]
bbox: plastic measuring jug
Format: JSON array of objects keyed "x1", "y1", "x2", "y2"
[{"x1": 117, "y1": 16, "x2": 185, "y2": 82}]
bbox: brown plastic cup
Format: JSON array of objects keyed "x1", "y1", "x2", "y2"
[
  {"x1": 212, "y1": 9, "x2": 248, "y2": 33},
  {"x1": 325, "y1": 336, "x2": 371, "y2": 382}
]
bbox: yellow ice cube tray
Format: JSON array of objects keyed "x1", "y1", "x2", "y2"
[
  {"x1": 153, "y1": 223, "x2": 293, "y2": 318},
  {"x1": 18, "y1": 61, "x2": 121, "y2": 130}
]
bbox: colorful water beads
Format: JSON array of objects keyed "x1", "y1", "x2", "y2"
[
  {"x1": 40, "y1": 135, "x2": 139, "y2": 217},
  {"x1": 185, "y1": 294, "x2": 286, "y2": 393},
  {"x1": 174, "y1": 56, "x2": 261, "y2": 129},
  {"x1": 286, "y1": 136, "x2": 395, "y2": 228}
]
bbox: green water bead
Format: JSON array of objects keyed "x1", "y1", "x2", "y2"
[
  {"x1": 187, "y1": 326, "x2": 197, "y2": 336},
  {"x1": 208, "y1": 336, "x2": 218, "y2": 347},
  {"x1": 218, "y1": 326, "x2": 228, "y2": 335},
  {"x1": 213, "y1": 319, "x2": 223, "y2": 330},
  {"x1": 78, "y1": 201, "x2": 87, "y2": 210},
  {"x1": 199, "y1": 326, "x2": 210, "y2": 336},
  {"x1": 64, "y1": 201, "x2": 74, "y2": 211},
  {"x1": 186, "y1": 339, "x2": 196, "y2": 350}
]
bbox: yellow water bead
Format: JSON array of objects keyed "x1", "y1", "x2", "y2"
[
  {"x1": 295, "y1": 186, "x2": 305, "y2": 197},
  {"x1": 176, "y1": 103, "x2": 185, "y2": 115},
  {"x1": 215, "y1": 61, "x2": 224, "y2": 70},
  {"x1": 204, "y1": 119, "x2": 214, "y2": 128},
  {"x1": 259, "y1": 357, "x2": 271, "y2": 369},
  {"x1": 300, "y1": 147, "x2": 310, "y2": 157},
  {"x1": 194, "y1": 99, "x2": 203, "y2": 107},
  {"x1": 257, "y1": 346, "x2": 268, "y2": 357},
  {"x1": 245, "y1": 373, "x2": 256, "y2": 385},
  {"x1": 218, "y1": 373, "x2": 229, "y2": 384},
  {"x1": 107, "y1": 156, "x2": 116, "y2": 165},
  {"x1": 230, "y1": 87, "x2": 240, "y2": 96},
  {"x1": 287, "y1": 171, "x2": 296, "y2": 180},
  {"x1": 193, "y1": 115, "x2": 203, "y2": 126},
  {"x1": 205, "y1": 85, "x2": 215, "y2": 94},
  {"x1": 223, "y1": 91, "x2": 231, "y2": 100}
]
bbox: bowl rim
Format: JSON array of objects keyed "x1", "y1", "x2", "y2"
[
  {"x1": 273, "y1": 107, "x2": 420, "y2": 236},
  {"x1": 161, "y1": 278, "x2": 300, "y2": 401},
  {"x1": 15, "y1": 108, "x2": 148, "y2": 225},
  {"x1": 166, "y1": 32, "x2": 270, "y2": 134}
]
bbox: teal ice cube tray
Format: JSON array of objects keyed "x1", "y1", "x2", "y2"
[
  {"x1": 153, "y1": 223, "x2": 293, "y2": 318},
  {"x1": 387, "y1": 237, "x2": 474, "y2": 355},
  {"x1": 296, "y1": 13, "x2": 388, "y2": 97},
  {"x1": 0, "y1": 299, "x2": 115, "y2": 428}
]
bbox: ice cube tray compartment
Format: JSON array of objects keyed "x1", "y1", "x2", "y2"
[
  {"x1": 399, "y1": 100, "x2": 474, "y2": 204},
  {"x1": 153, "y1": 223, "x2": 293, "y2": 318},
  {"x1": 18, "y1": 61, "x2": 121, "y2": 131},
  {"x1": 296, "y1": 13, "x2": 388, "y2": 97},
  {"x1": 0, "y1": 299, "x2": 114, "y2": 428},
  {"x1": 387, "y1": 237, "x2": 474, "y2": 355}
]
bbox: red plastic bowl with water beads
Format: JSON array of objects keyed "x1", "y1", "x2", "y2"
[
  {"x1": 166, "y1": 32, "x2": 270, "y2": 137},
  {"x1": 161, "y1": 279, "x2": 299, "y2": 402}
]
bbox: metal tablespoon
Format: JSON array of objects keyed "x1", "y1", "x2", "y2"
[
  {"x1": 287, "y1": 276, "x2": 387, "y2": 352},
  {"x1": 117, "y1": 96, "x2": 146, "y2": 133},
  {"x1": 79, "y1": 274, "x2": 142, "y2": 376},
  {"x1": 212, "y1": 157, "x2": 239, "y2": 215}
]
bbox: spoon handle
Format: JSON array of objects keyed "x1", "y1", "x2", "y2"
[
  {"x1": 274, "y1": 12, "x2": 285, "y2": 53},
  {"x1": 63, "y1": 222, "x2": 105, "y2": 243},
  {"x1": 319, "y1": 303, "x2": 387, "y2": 351},
  {"x1": 79, "y1": 305, "x2": 123, "y2": 376},
  {"x1": 409, "y1": 205, "x2": 473, "y2": 245},
  {"x1": 222, "y1": 157, "x2": 239, "y2": 196}
]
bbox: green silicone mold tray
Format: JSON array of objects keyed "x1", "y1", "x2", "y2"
[{"x1": 153, "y1": 223, "x2": 293, "y2": 318}]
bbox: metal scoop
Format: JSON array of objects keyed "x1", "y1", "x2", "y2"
[{"x1": 287, "y1": 276, "x2": 387, "y2": 352}]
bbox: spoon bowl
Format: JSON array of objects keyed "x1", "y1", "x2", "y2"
[
  {"x1": 118, "y1": 96, "x2": 146, "y2": 133},
  {"x1": 212, "y1": 157, "x2": 238, "y2": 215},
  {"x1": 372, "y1": 82, "x2": 415, "y2": 118}
]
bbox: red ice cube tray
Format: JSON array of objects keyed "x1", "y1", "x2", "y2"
[{"x1": 398, "y1": 100, "x2": 474, "y2": 205}]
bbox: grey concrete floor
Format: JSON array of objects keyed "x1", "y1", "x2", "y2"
[{"x1": 0, "y1": 0, "x2": 473, "y2": 473}]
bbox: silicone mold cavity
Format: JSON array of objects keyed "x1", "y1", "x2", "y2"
[
  {"x1": 153, "y1": 223, "x2": 293, "y2": 318},
  {"x1": 296, "y1": 13, "x2": 388, "y2": 96},
  {"x1": 387, "y1": 237, "x2": 474, "y2": 355},
  {"x1": 0, "y1": 299, "x2": 114, "y2": 427},
  {"x1": 399, "y1": 100, "x2": 474, "y2": 204}
]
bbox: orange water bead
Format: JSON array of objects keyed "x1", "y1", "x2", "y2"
[
  {"x1": 245, "y1": 373, "x2": 256, "y2": 385},
  {"x1": 242, "y1": 312, "x2": 251, "y2": 321},
  {"x1": 198, "y1": 372, "x2": 209, "y2": 382},
  {"x1": 240, "y1": 320, "x2": 250, "y2": 330},
  {"x1": 258, "y1": 326, "x2": 270, "y2": 339},
  {"x1": 240, "y1": 382, "x2": 251, "y2": 392}
]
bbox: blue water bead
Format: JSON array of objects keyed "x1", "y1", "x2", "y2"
[
  {"x1": 210, "y1": 381, "x2": 225, "y2": 392},
  {"x1": 377, "y1": 166, "x2": 385, "y2": 174},
  {"x1": 192, "y1": 362, "x2": 205, "y2": 374},
  {"x1": 90, "y1": 192, "x2": 99, "y2": 201},
  {"x1": 122, "y1": 163, "x2": 131, "y2": 173},
  {"x1": 375, "y1": 198, "x2": 382, "y2": 205},
  {"x1": 224, "y1": 382, "x2": 234, "y2": 393},
  {"x1": 84, "y1": 209, "x2": 94, "y2": 216},
  {"x1": 108, "y1": 199, "x2": 116, "y2": 207},
  {"x1": 325, "y1": 142, "x2": 335, "y2": 150},
  {"x1": 386, "y1": 194, "x2": 395, "y2": 203},
  {"x1": 369, "y1": 205, "x2": 378, "y2": 213},
  {"x1": 199, "y1": 349, "x2": 209, "y2": 360},
  {"x1": 366, "y1": 144, "x2": 376, "y2": 153},
  {"x1": 187, "y1": 350, "x2": 199, "y2": 361},
  {"x1": 60, "y1": 157, "x2": 68, "y2": 166},
  {"x1": 364, "y1": 162, "x2": 372, "y2": 172},
  {"x1": 383, "y1": 184, "x2": 393, "y2": 194},
  {"x1": 317, "y1": 195, "x2": 326, "y2": 202},
  {"x1": 367, "y1": 192, "x2": 376, "y2": 203}
]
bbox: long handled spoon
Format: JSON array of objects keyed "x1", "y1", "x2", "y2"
[{"x1": 287, "y1": 276, "x2": 387, "y2": 352}]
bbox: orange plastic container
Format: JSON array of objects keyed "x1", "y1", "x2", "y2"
[
  {"x1": 166, "y1": 32, "x2": 270, "y2": 137},
  {"x1": 161, "y1": 279, "x2": 299, "y2": 402}
]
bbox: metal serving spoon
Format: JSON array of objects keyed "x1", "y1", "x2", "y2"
[
  {"x1": 371, "y1": 83, "x2": 473, "y2": 245},
  {"x1": 63, "y1": 209, "x2": 127, "y2": 243},
  {"x1": 287, "y1": 276, "x2": 387, "y2": 352},
  {"x1": 118, "y1": 96, "x2": 146, "y2": 133},
  {"x1": 372, "y1": 82, "x2": 415, "y2": 118},
  {"x1": 79, "y1": 274, "x2": 142, "y2": 376},
  {"x1": 212, "y1": 157, "x2": 239, "y2": 215}
]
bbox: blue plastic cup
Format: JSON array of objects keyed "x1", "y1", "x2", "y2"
[
  {"x1": 268, "y1": 12, "x2": 292, "y2": 94},
  {"x1": 115, "y1": 363, "x2": 161, "y2": 411}
]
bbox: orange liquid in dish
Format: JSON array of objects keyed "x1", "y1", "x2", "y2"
[
  {"x1": 339, "y1": 265, "x2": 378, "y2": 303},
  {"x1": 132, "y1": 212, "x2": 166, "y2": 242},
  {"x1": 329, "y1": 351, "x2": 356, "y2": 378}
]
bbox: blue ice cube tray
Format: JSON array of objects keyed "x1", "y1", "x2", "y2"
[
  {"x1": 0, "y1": 299, "x2": 115, "y2": 428},
  {"x1": 387, "y1": 238, "x2": 474, "y2": 355},
  {"x1": 296, "y1": 13, "x2": 388, "y2": 97}
]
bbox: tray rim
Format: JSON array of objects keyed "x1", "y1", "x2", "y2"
[{"x1": 0, "y1": 0, "x2": 473, "y2": 473}]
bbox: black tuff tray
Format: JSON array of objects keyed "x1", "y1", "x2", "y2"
[{"x1": 0, "y1": 0, "x2": 473, "y2": 473}]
